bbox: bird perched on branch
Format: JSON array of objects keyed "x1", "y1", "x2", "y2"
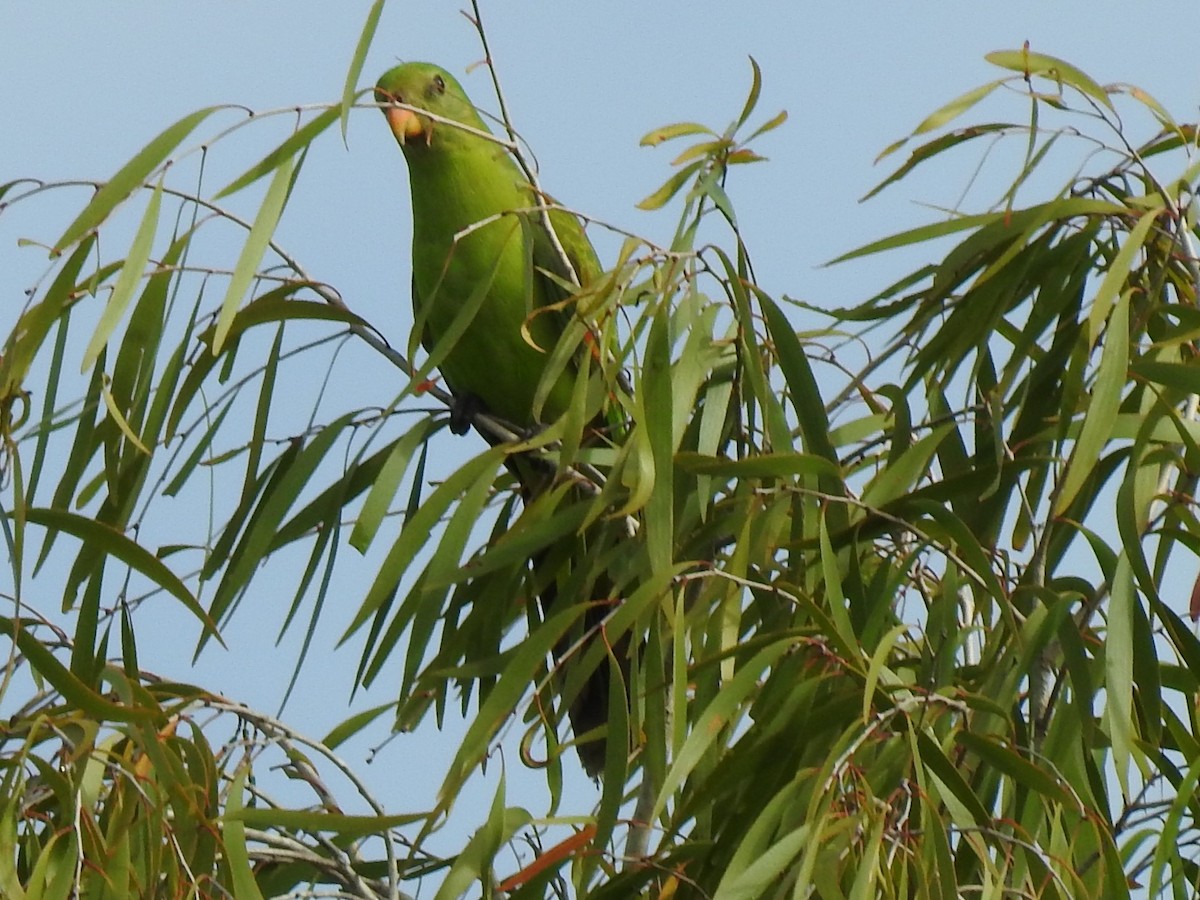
[{"x1": 375, "y1": 61, "x2": 627, "y2": 777}]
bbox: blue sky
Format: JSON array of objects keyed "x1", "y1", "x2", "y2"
[{"x1": 4, "y1": 0, "x2": 1200, "y2": 887}]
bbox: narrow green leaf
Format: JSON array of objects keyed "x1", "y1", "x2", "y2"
[
  {"x1": 216, "y1": 106, "x2": 340, "y2": 199},
  {"x1": 1085, "y1": 208, "x2": 1159, "y2": 346},
  {"x1": 208, "y1": 412, "x2": 356, "y2": 631},
  {"x1": 643, "y1": 300, "x2": 674, "y2": 577},
  {"x1": 717, "y1": 782, "x2": 805, "y2": 894},
  {"x1": 986, "y1": 48, "x2": 1114, "y2": 111},
  {"x1": 913, "y1": 730, "x2": 990, "y2": 826},
  {"x1": 670, "y1": 139, "x2": 726, "y2": 168},
  {"x1": 206, "y1": 292, "x2": 365, "y2": 344},
  {"x1": 435, "y1": 775, "x2": 512, "y2": 900},
  {"x1": 639, "y1": 121, "x2": 713, "y2": 147},
  {"x1": 99, "y1": 375, "x2": 150, "y2": 455},
  {"x1": 863, "y1": 124, "x2": 1013, "y2": 201},
  {"x1": 350, "y1": 418, "x2": 437, "y2": 552},
  {"x1": 427, "y1": 495, "x2": 588, "y2": 589},
  {"x1": 759, "y1": 294, "x2": 837, "y2": 464},
  {"x1": 1147, "y1": 751, "x2": 1200, "y2": 898},
  {"x1": 81, "y1": 177, "x2": 162, "y2": 371},
  {"x1": 222, "y1": 767, "x2": 266, "y2": 900},
  {"x1": 0, "y1": 617, "x2": 155, "y2": 722},
  {"x1": 812, "y1": 513, "x2": 856, "y2": 652},
  {"x1": 828, "y1": 199, "x2": 1125, "y2": 265},
  {"x1": 735, "y1": 56, "x2": 763, "y2": 129},
  {"x1": 23, "y1": 263, "x2": 83, "y2": 507},
  {"x1": 275, "y1": 502, "x2": 338, "y2": 709},
  {"x1": 675, "y1": 450, "x2": 837, "y2": 480},
  {"x1": 340, "y1": 0, "x2": 387, "y2": 141},
  {"x1": 1134, "y1": 361, "x2": 1200, "y2": 395},
  {"x1": 21, "y1": 825, "x2": 71, "y2": 898},
  {"x1": 1105, "y1": 553, "x2": 1135, "y2": 798},
  {"x1": 421, "y1": 454, "x2": 498, "y2": 588},
  {"x1": 230, "y1": 807, "x2": 426, "y2": 838},
  {"x1": 746, "y1": 108, "x2": 788, "y2": 143},
  {"x1": 54, "y1": 106, "x2": 218, "y2": 252},
  {"x1": 322, "y1": 702, "x2": 394, "y2": 750},
  {"x1": 636, "y1": 161, "x2": 703, "y2": 210},
  {"x1": 862, "y1": 424, "x2": 952, "y2": 508},
  {"x1": 343, "y1": 448, "x2": 504, "y2": 640},
  {"x1": 436, "y1": 603, "x2": 597, "y2": 804},
  {"x1": 271, "y1": 433, "x2": 412, "y2": 551},
  {"x1": 36, "y1": 358, "x2": 104, "y2": 572},
  {"x1": 163, "y1": 403, "x2": 233, "y2": 497},
  {"x1": 243, "y1": 324, "x2": 284, "y2": 511},
  {"x1": 25, "y1": 507, "x2": 218, "y2": 643},
  {"x1": 711, "y1": 249, "x2": 790, "y2": 449},
  {"x1": 652, "y1": 638, "x2": 793, "y2": 821},
  {"x1": 913, "y1": 79, "x2": 1006, "y2": 136},
  {"x1": 715, "y1": 824, "x2": 809, "y2": 900},
  {"x1": 1, "y1": 235, "x2": 94, "y2": 397},
  {"x1": 956, "y1": 731, "x2": 1077, "y2": 806},
  {"x1": 1053, "y1": 292, "x2": 1128, "y2": 516},
  {"x1": 212, "y1": 154, "x2": 296, "y2": 354}
]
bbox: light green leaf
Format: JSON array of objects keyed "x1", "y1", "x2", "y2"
[
  {"x1": 1054, "y1": 292, "x2": 1128, "y2": 516},
  {"x1": 652, "y1": 638, "x2": 793, "y2": 821},
  {"x1": 1105, "y1": 553, "x2": 1135, "y2": 799},
  {"x1": 746, "y1": 108, "x2": 788, "y2": 143},
  {"x1": 343, "y1": 448, "x2": 504, "y2": 640},
  {"x1": 207, "y1": 412, "x2": 357, "y2": 633},
  {"x1": 639, "y1": 121, "x2": 713, "y2": 146},
  {"x1": 1086, "y1": 208, "x2": 1159, "y2": 347},
  {"x1": 212, "y1": 154, "x2": 296, "y2": 354},
  {"x1": 735, "y1": 56, "x2": 762, "y2": 130},
  {"x1": 81, "y1": 177, "x2": 162, "y2": 371},
  {"x1": 54, "y1": 106, "x2": 218, "y2": 252},
  {"x1": 99, "y1": 375, "x2": 150, "y2": 455},
  {"x1": 861, "y1": 424, "x2": 952, "y2": 508},
  {"x1": 437, "y1": 604, "x2": 586, "y2": 805},
  {"x1": 986, "y1": 48, "x2": 1114, "y2": 111},
  {"x1": 350, "y1": 419, "x2": 437, "y2": 553},
  {"x1": 340, "y1": 0, "x2": 387, "y2": 142},
  {"x1": 675, "y1": 451, "x2": 838, "y2": 480},
  {"x1": 322, "y1": 702, "x2": 394, "y2": 750},
  {"x1": 222, "y1": 767, "x2": 266, "y2": 900},
  {"x1": 716, "y1": 828, "x2": 809, "y2": 899},
  {"x1": 913, "y1": 79, "x2": 1006, "y2": 136},
  {"x1": 215, "y1": 106, "x2": 340, "y2": 199},
  {"x1": 636, "y1": 160, "x2": 703, "y2": 210},
  {"x1": 230, "y1": 807, "x2": 426, "y2": 838}
]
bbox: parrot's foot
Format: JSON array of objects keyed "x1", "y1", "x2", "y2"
[{"x1": 448, "y1": 391, "x2": 488, "y2": 436}]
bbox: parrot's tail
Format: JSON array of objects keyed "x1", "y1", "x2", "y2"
[{"x1": 519, "y1": 483, "x2": 630, "y2": 780}]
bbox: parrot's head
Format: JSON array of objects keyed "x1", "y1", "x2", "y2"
[{"x1": 375, "y1": 62, "x2": 488, "y2": 151}]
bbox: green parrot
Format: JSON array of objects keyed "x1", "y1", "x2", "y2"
[
  {"x1": 374, "y1": 61, "x2": 607, "y2": 427},
  {"x1": 375, "y1": 62, "x2": 624, "y2": 777}
]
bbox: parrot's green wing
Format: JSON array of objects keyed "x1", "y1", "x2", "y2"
[{"x1": 376, "y1": 62, "x2": 627, "y2": 778}]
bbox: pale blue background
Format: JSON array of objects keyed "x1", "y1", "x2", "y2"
[{"x1": 3, "y1": 0, "x2": 1198, "y2": 888}]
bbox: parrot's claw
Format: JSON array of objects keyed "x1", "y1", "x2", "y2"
[{"x1": 449, "y1": 391, "x2": 487, "y2": 436}]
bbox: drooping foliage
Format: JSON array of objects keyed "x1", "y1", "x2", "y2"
[{"x1": 3, "y1": 11, "x2": 1200, "y2": 897}]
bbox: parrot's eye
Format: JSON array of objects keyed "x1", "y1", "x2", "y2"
[{"x1": 431, "y1": 75, "x2": 446, "y2": 95}]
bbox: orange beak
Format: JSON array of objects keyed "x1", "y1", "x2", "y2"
[{"x1": 385, "y1": 106, "x2": 427, "y2": 145}]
